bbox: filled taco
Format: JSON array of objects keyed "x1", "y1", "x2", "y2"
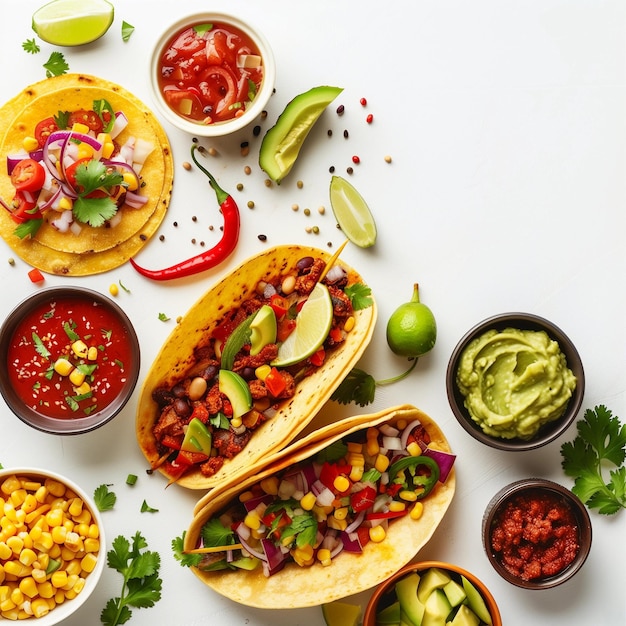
[
  {"x1": 0, "y1": 74, "x2": 173, "y2": 275},
  {"x1": 136, "y1": 244, "x2": 377, "y2": 490},
  {"x1": 177, "y1": 404, "x2": 456, "y2": 608}
]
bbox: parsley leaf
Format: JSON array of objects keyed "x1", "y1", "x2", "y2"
[
  {"x1": 94, "y1": 484, "x2": 117, "y2": 512},
  {"x1": 344, "y1": 283, "x2": 373, "y2": 311},
  {"x1": 331, "y1": 368, "x2": 377, "y2": 406},
  {"x1": 101, "y1": 532, "x2": 162, "y2": 626},
  {"x1": 43, "y1": 51, "x2": 69, "y2": 77},
  {"x1": 560, "y1": 405, "x2": 626, "y2": 515},
  {"x1": 22, "y1": 38, "x2": 40, "y2": 54},
  {"x1": 121, "y1": 21, "x2": 135, "y2": 42}
]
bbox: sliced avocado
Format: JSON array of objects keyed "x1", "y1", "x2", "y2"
[
  {"x1": 422, "y1": 589, "x2": 452, "y2": 626},
  {"x1": 442, "y1": 579, "x2": 466, "y2": 608},
  {"x1": 395, "y1": 572, "x2": 425, "y2": 626},
  {"x1": 460, "y1": 576, "x2": 492, "y2": 626},
  {"x1": 181, "y1": 417, "x2": 213, "y2": 455},
  {"x1": 218, "y1": 370, "x2": 252, "y2": 419},
  {"x1": 417, "y1": 568, "x2": 452, "y2": 604},
  {"x1": 321, "y1": 600, "x2": 361, "y2": 626},
  {"x1": 230, "y1": 556, "x2": 260, "y2": 571},
  {"x1": 447, "y1": 604, "x2": 480, "y2": 626},
  {"x1": 249, "y1": 305, "x2": 277, "y2": 356},
  {"x1": 377, "y1": 600, "x2": 401, "y2": 624},
  {"x1": 259, "y1": 85, "x2": 343, "y2": 183}
]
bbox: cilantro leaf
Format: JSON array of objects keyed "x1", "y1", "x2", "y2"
[
  {"x1": 201, "y1": 518, "x2": 236, "y2": 547},
  {"x1": 344, "y1": 283, "x2": 373, "y2": 311},
  {"x1": 121, "y1": 21, "x2": 135, "y2": 42},
  {"x1": 94, "y1": 484, "x2": 117, "y2": 512},
  {"x1": 22, "y1": 38, "x2": 40, "y2": 54},
  {"x1": 71, "y1": 160, "x2": 123, "y2": 227},
  {"x1": 172, "y1": 533, "x2": 203, "y2": 568},
  {"x1": 43, "y1": 51, "x2": 69, "y2": 77},
  {"x1": 560, "y1": 405, "x2": 626, "y2": 515},
  {"x1": 32, "y1": 332, "x2": 51, "y2": 359},
  {"x1": 140, "y1": 500, "x2": 158, "y2": 513},
  {"x1": 331, "y1": 368, "x2": 376, "y2": 406},
  {"x1": 73, "y1": 195, "x2": 118, "y2": 227},
  {"x1": 14, "y1": 218, "x2": 43, "y2": 239}
]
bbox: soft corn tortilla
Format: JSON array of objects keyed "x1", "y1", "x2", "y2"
[
  {"x1": 0, "y1": 74, "x2": 173, "y2": 275},
  {"x1": 135, "y1": 244, "x2": 377, "y2": 490},
  {"x1": 185, "y1": 404, "x2": 456, "y2": 608}
]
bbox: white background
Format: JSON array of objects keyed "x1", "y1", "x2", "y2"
[{"x1": 0, "y1": 1, "x2": 624, "y2": 624}]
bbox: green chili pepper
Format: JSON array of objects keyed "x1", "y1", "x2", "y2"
[{"x1": 388, "y1": 455, "x2": 440, "y2": 500}]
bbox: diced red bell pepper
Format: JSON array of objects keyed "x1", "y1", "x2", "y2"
[
  {"x1": 329, "y1": 326, "x2": 343, "y2": 343},
  {"x1": 269, "y1": 294, "x2": 289, "y2": 319},
  {"x1": 276, "y1": 317, "x2": 296, "y2": 342},
  {"x1": 365, "y1": 510, "x2": 408, "y2": 522},
  {"x1": 309, "y1": 348, "x2": 325, "y2": 367},
  {"x1": 27, "y1": 268, "x2": 44, "y2": 283},
  {"x1": 264, "y1": 367, "x2": 287, "y2": 397},
  {"x1": 161, "y1": 434, "x2": 183, "y2": 450},
  {"x1": 350, "y1": 485, "x2": 377, "y2": 512}
]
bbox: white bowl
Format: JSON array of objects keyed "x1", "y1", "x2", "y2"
[
  {"x1": 149, "y1": 12, "x2": 276, "y2": 137},
  {"x1": 0, "y1": 467, "x2": 105, "y2": 624}
]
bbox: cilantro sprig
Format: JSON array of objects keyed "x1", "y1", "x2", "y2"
[
  {"x1": 43, "y1": 51, "x2": 69, "y2": 77},
  {"x1": 560, "y1": 405, "x2": 626, "y2": 515},
  {"x1": 94, "y1": 484, "x2": 117, "y2": 512},
  {"x1": 73, "y1": 160, "x2": 124, "y2": 227},
  {"x1": 101, "y1": 532, "x2": 162, "y2": 626}
]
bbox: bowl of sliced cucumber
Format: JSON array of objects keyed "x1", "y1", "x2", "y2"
[{"x1": 363, "y1": 561, "x2": 502, "y2": 626}]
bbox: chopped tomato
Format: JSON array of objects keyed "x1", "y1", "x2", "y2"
[
  {"x1": 189, "y1": 403, "x2": 209, "y2": 424},
  {"x1": 169, "y1": 27, "x2": 207, "y2": 54},
  {"x1": 10, "y1": 159, "x2": 45, "y2": 193},
  {"x1": 161, "y1": 434, "x2": 183, "y2": 450},
  {"x1": 34, "y1": 117, "x2": 58, "y2": 149},
  {"x1": 68, "y1": 110, "x2": 104, "y2": 134},
  {"x1": 309, "y1": 348, "x2": 325, "y2": 367},
  {"x1": 356, "y1": 526, "x2": 371, "y2": 550},
  {"x1": 163, "y1": 88, "x2": 204, "y2": 118},
  {"x1": 350, "y1": 486, "x2": 377, "y2": 512},
  {"x1": 64, "y1": 157, "x2": 91, "y2": 192},
  {"x1": 9, "y1": 191, "x2": 40, "y2": 224},
  {"x1": 269, "y1": 294, "x2": 289, "y2": 319},
  {"x1": 264, "y1": 367, "x2": 287, "y2": 397},
  {"x1": 276, "y1": 317, "x2": 296, "y2": 343},
  {"x1": 365, "y1": 510, "x2": 408, "y2": 521},
  {"x1": 27, "y1": 268, "x2": 44, "y2": 283}
]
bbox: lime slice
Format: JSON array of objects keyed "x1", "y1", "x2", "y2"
[
  {"x1": 32, "y1": 0, "x2": 114, "y2": 47},
  {"x1": 271, "y1": 283, "x2": 333, "y2": 367},
  {"x1": 329, "y1": 175, "x2": 377, "y2": 248}
]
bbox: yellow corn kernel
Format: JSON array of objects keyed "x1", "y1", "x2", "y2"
[
  {"x1": 22, "y1": 137, "x2": 40, "y2": 152},
  {"x1": 34, "y1": 487, "x2": 48, "y2": 504},
  {"x1": 80, "y1": 553, "x2": 98, "y2": 574},
  {"x1": 101, "y1": 141, "x2": 115, "y2": 159},
  {"x1": 0, "y1": 565, "x2": 4, "y2": 585},
  {"x1": 300, "y1": 492, "x2": 316, "y2": 511},
  {"x1": 50, "y1": 526, "x2": 66, "y2": 545},
  {"x1": 62, "y1": 573, "x2": 78, "y2": 591},
  {"x1": 53, "y1": 358, "x2": 73, "y2": 377},
  {"x1": 407, "y1": 441, "x2": 422, "y2": 456},
  {"x1": 7, "y1": 535, "x2": 24, "y2": 555},
  {"x1": 0, "y1": 597, "x2": 17, "y2": 612},
  {"x1": 317, "y1": 548, "x2": 332, "y2": 566},
  {"x1": 254, "y1": 364, "x2": 271, "y2": 381},
  {"x1": 71, "y1": 340, "x2": 88, "y2": 359},
  {"x1": 292, "y1": 544, "x2": 314, "y2": 566},
  {"x1": 374, "y1": 454, "x2": 390, "y2": 473},
  {"x1": 31, "y1": 597, "x2": 50, "y2": 618},
  {"x1": 31, "y1": 569, "x2": 46, "y2": 584},
  {"x1": 327, "y1": 516, "x2": 348, "y2": 532},
  {"x1": 369, "y1": 524, "x2": 387, "y2": 543},
  {"x1": 75, "y1": 381, "x2": 92, "y2": 396},
  {"x1": 0, "y1": 543, "x2": 12, "y2": 561},
  {"x1": 0, "y1": 585, "x2": 10, "y2": 602},
  {"x1": 86, "y1": 524, "x2": 99, "y2": 539},
  {"x1": 333, "y1": 475, "x2": 351, "y2": 493},
  {"x1": 51, "y1": 570, "x2": 68, "y2": 588},
  {"x1": 76, "y1": 142, "x2": 94, "y2": 160},
  {"x1": 1, "y1": 522, "x2": 17, "y2": 539},
  {"x1": 260, "y1": 476, "x2": 279, "y2": 496},
  {"x1": 61, "y1": 546, "x2": 80, "y2": 561},
  {"x1": 349, "y1": 465, "x2": 364, "y2": 482},
  {"x1": 388, "y1": 501, "x2": 407, "y2": 513},
  {"x1": 9, "y1": 489, "x2": 27, "y2": 508},
  {"x1": 64, "y1": 531, "x2": 81, "y2": 552},
  {"x1": 72, "y1": 576, "x2": 85, "y2": 594},
  {"x1": 108, "y1": 283, "x2": 119, "y2": 297},
  {"x1": 10, "y1": 586, "x2": 24, "y2": 605},
  {"x1": 250, "y1": 528, "x2": 265, "y2": 541},
  {"x1": 230, "y1": 416, "x2": 242, "y2": 428},
  {"x1": 333, "y1": 506, "x2": 349, "y2": 521},
  {"x1": 87, "y1": 346, "x2": 99, "y2": 361},
  {"x1": 69, "y1": 368, "x2": 86, "y2": 387},
  {"x1": 399, "y1": 490, "x2": 418, "y2": 502},
  {"x1": 71, "y1": 122, "x2": 90, "y2": 134},
  {"x1": 366, "y1": 437, "x2": 380, "y2": 456},
  {"x1": 33, "y1": 532, "x2": 53, "y2": 552},
  {"x1": 410, "y1": 502, "x2": 424, "y2": 520},
  {"x1": 18, "y1": 548, "x2": 37, "y2": 567},
  {"x1": 25, "y1": 504, "x2": 50, "y2": 526},
  {"x1": 37, "y1": 581, "x2": 54, "y2": 599},
  {"x1": 48, "y1": 544, "x2": 61, "y2": 559},
  {"x1": 244, "y1": 512, "x2": 261, "y2": 531},
  {"x1": 343, "y1": 316, "x2": 356, "y2": 332},
  {"x1": 65, "y1": 588, "x2": 78, "y2": 600},
  {"x1": 58, "y1": 196, "x2": 73, "y2": 211},
  {"x1": 65, "y1": 559, "x2": 82, "y2": 577},
  {"x1": 53, "y1": 589, "x2": 65, "y2": 605},
  {"x1": 63, "y1": 518, "x2": 74, "y2": 532},
  {"x1": 4, "y1": 561, "x2": 31, "y2": 577},
  {"x1": 122, "y1": 171, "x2": 139, "y2": 191},
  {"x1": 238, "y1": 490, "x2": 255, "y2": 505},
  {"x1": 20, "y1": 495, "x2": 38, "y2": 515},
  {"x1": 366, "y1": 427, "x2": 380, "y2": 440},
  {"x1": 18, "y1": 577, "x2": 38, "y2": 599},
  {"x1": 75, "y1": 523, "x2": 89, "y2": 538}
]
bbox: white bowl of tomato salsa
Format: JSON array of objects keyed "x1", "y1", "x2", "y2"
[
  {"x1": 150, "y1": 12, "x2": 276, "y2": 137},
  {"x1": 482, "y1": 478, "x2": 592, "y2": 589},
  {"x1": 0, "y1": 286, "x2": 140, "y2": 435}
]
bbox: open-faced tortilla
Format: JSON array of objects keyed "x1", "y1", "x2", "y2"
[
  {"x1": 183, "y1": 404, "x2": 456, "y2": 608},
  {"x1": 136, "y1": 244, "x2": 377, "y2": 490},
  {"x1": 0, "y1": 74, "x2": 173, "y2": 275}
]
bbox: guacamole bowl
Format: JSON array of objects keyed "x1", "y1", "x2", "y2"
[
  {"x1": 0, "y1": 286, "x2": 140, "y2": 435},
  {"x1": 363, "y1": 560, "x2": 502, "y2": 626},
  {"x1": 445, "y1": 312, "x2": 584, "y2": 451},
  {"x1": 482, "y1": 478, "x2": 592, "y2": 589},
  {"x1": 150, "y1": 12, "x2": 276, "y2": 137}
]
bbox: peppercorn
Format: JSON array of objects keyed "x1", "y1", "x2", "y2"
[
  {"x1": 258, "y1": 234, "x2": 267, "y2": 241},
  {"x1": 336, "y1": 104, "x2": 345, "y2": 115}
]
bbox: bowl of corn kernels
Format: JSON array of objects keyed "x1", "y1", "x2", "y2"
[{"x1": 0, "y1": 467, "x2": 105, "y2": 623}]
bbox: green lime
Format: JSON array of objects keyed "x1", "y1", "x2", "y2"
[
  {"x1": 32, "y1": 0, "x2": 114, "y2": 47},
  {"x1": 329, "y1": 175, "x2": 377, "y2": 248},
  {"x1": 271, "y1": 283, "x2": 333, "y2": 367},
  {"x1": 386, "y1": 283, "x2": 437, "y2": 357}
]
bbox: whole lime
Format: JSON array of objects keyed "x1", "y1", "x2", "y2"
[{"x1": 386, "y1": 284, "x2": 437, "y2": 357}]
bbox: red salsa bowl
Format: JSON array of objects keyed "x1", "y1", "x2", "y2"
[
  {"x1": 0, "y1": 286, "x2": 140, "y2": 435},
  {"x1": 482, "y1": 478, "x2": 592, "y2": 589},
  {"x1": 150, "y1": 12, "x2": 276, "y2": 137}
]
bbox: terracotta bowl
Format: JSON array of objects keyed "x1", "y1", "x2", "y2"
[{"x1": 446, "y1": 312, "x2": 584, "y2": 451}]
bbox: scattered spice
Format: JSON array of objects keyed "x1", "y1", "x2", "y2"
[
  {"x1": 291, "y1": 204, "x2": 299, "y2": 211},
  {"x1": 304, "y1": 208, "x2": 311, "y2": 216},
  {"x1": 173, "y1": 221, "x2": 178, "y2": 227},
  {"x1": 240, "y1": 142, "x2": 250, "y2": 157},
  {"x1": 352, "y1": 155, "x2": 360, "y2": 164},
  {"x1": 327, "y1": 129, "x2": 333, "y2": 137},
  {"x1": 258, "y1": 234, "x2": 267, "y2": 242},
  {"x1": 192, "y1": 216, "x2": 197, "y2": 222},
  {"x1": 343, "y1": 130, "x2": 349, "y2": 139},
  {"x1": 318, "y1": 206, "x2": 326, "y2": 215},
  {"x1": 297, "y1": 180, "x2": 304, "y2": 189},
  {"x1": 346, "y1": 166, "x2": 354, "y2": 175},
  {"x1": 336, "y1": 104, "x2": 345, "y2": 115},
  {"x1": 264, "y1": 178, "x2": 272, "y2": 187},
  {"x1": 329, "y1": 165, "x2": 335, "y2": 173},
  {"x1": 182, "y1": 161, "x2": 191, "y2": 170},
  {"x1": 253, "y1": 125, "x2": 261, "y2": 137},
  {"x1": 247, "y1": 200, "x2": 255, "y2": 209},
  {"x1": 360, "y1": 97, "x2": 367, "y2": 106},
  {"x1": 8, "y1": 258, "x2": 15, "y2": 266},
  {"x1": 384, "y1": 155, "x2": 392, "y2": 163},
  {"x1": 159, "y1": 235, "x2": 165, "y2": 241},
  {"x1": 207, "y1": 147, "x2": 218, "y2": 157},
  {"x1": 236, "y1": 183, "x2": 244, "y2": 191},
  {"x1": 366, "y1": 113, "x2": 374, "y2": 124},
  {"x1": 244, "y1": 165, "x2": 251, "y2": 175}
]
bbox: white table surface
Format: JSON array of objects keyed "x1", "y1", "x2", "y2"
[{"x1": 1, "y1": 1, "x2": 625, "y2": 624}]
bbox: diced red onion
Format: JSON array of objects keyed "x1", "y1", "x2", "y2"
[
  {"x1": 242, "y1": 492, "x2": 273, "y2": 513},
  {"x1": 422, "y1": 447, "x2": 456, "y2": 483},
  {"x1": 51, "y1": 210, "x2": 73, "y2": 232},
  {"x1": 315, "y1": 485, "x2": 335, "y2": 508},
  {"x1": 6, "y1": 152, "x2": 30, "y2": 175},
  {"x1": 261, "y1": 538, "x2": 288, "y2": 577},
  {"x1": 324, "y1": 264, "x2": 347, "y2": 284},
  {"x1": 340, "y1": 531, "x2": 364, "y2": 553},
  {"x1": 108, "y1": 211, "x2": 122, "y2": 228},
  {"x1": 235, "y1": 531, "x2": 266, "y2": 562}
]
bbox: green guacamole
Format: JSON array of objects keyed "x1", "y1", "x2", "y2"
[{"x1": 456, "y1": 328, "x2": 577, "y2": 440}]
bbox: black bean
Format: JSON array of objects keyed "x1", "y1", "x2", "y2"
[{"x1": 296, "y1": 256, "x2": 314, "y2": 271}]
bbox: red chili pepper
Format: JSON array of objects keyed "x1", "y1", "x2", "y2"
[{"x1": 129, "y1": 144, "x2": 240, "y2": 280}]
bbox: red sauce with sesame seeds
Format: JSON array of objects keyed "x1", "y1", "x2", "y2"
[
  {"x1": 7, "y1": 296, "x2": 133, "y2": 419},
  {"x1": 489, "y1": 490, "x2": 580, "y2": 581}
]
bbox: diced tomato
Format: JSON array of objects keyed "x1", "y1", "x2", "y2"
[
  {"x1": 261, "y1": 509, "x2": 292, "y2": 540},
  {"x1": 276, "y1": 317, "x2": 296, "y2": 343},
  {"x1": 319, "y1": 462, "x2": 352, "y2": 495},
  {"x1": 161, "y1": 434, "x2": 183, "y2": 450},
  {"x1": 269, "y1": 294, "x2": 289, "y2": 319},
  {"x1": 34, "y1": 117, "x2": 58, "y2": 149},
  {"x1": 163, "y1": 88, "x2": 204, "y2": 118},
  {"x1": 9, "y1": 191, "x2": 40, "y2": 224},
  {"x1": 264, "y1": 367, "x2": 287, "y2": 397},
  {"x1": 177, "y1": 450, "x2": 210, "y2": 466},
  {"x1": 169, "y1": 27, "x2": 207, "y2": 54},
  {"x1": 309, "y1": 348, "x2": 325, "y2": 367},
  {"x1": 329, "y1": 326, "x2": 343, "y2": 343},
  {"x1": 381, "y1": 483, "x2": 403, "y2": 497},
  {"x1": 27, "y1": 268, "x2": 44, "y2": 283},
  {"x1": 350, "y1": 486, "x2": 377, "y2": 512},
  {"x1": 68, "y1": 110, "x2": 104, "y2": 134},
  {"x1": 10, "y1": 159, "x2": 46, "y2": 193},
  {"x1": 64, "y1": 158, "x2": 91, "y2": 192},
  {"x1": 356, "y1": 526, "x2": 370, "y2": 550},
  {"x1": 189, "y1": 403, "x2": 209, "y2": 424}
]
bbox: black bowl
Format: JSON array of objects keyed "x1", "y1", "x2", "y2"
[
  {"x1": 446, "y1": 312, "x2": 584, "y2": 451},
  {"x1": 0, "y1": 286, "x2": 140, "y2": 435}
]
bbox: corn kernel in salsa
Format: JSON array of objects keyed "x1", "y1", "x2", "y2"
[{"x1": 157, "y1": 21, "x2": 264, "y2": 125}]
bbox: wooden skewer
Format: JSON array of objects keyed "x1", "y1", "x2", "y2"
[
  {"x1": 183, "y1": 543, "x2": 244, "y2": 554},
  {"x1": 318, "y1": 238, "x2": 350, "y2": 282}
]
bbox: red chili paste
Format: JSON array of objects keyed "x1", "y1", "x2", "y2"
[
  {"x1": 490, "y1": 490, "x2": 580, "y2": 581},
  {"x1": 7, "y1": 296, "x2": 133, "y2": 419}
]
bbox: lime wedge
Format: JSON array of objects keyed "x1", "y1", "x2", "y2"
[
  {"x1": 271, "y1": 283, "x2": 333, "y2": 367},
  {"x1": 329, "y1": 175, "x2": 377, "y2": 248},
  {"x1": 32, "y1": 0, "x2": 114, "y2": 46}
]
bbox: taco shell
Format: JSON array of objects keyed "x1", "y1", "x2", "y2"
[
  {"x1": 185, "y1": 404, "x2": 456, "y2": 608},
  {"x1": 0, "y1": 74, "x2": 173, "y2": 275},
  {"x1": 136, "y1": 244, "x2": 377, "y2": 490}
]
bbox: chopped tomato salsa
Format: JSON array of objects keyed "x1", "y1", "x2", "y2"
[
  {"x1": 157, "y1": 21, "x2": 264, "y2": 125},
  {"x1": 7, "y1": 295, "x2": 134, "y2": 419}
]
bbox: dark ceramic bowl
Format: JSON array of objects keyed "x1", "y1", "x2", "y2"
[
  {"x1": 363, "y1": 560, "x2": 502, "y2": 626},
  {"x1": 0, "y1": 286, "x2": 140, "y2": 435},
  {"x1": 482, "y1": 478, "x2": 592, "y2": 589},
  {"x1": 446, "y1": 312, "x2": 584, "y2": 451}
]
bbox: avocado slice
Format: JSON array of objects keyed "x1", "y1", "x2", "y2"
[
  {"x1": 460, "y1": 576, "x2": 492, "y2": 626},
  {"x1": 181, "y1": 417, "x2": 213, "y2": 455},
  {"x1": 218, "y1": 370, "x2": 252, "y2": 419},
  {"x1": 417, "y1": 568, "x2": 452, "y2": 604},
  {"x1": 395, "y1": 572, "x2": 425, "y2": 626},
  {"x1": 422, "y1": 589, "x2": 452, "y2": 626},
  {"x1": 377, "y1": 600, "x2": 402, "y2": 624},
  {"x1": 249, "y1": 305, "x2": 277, "y2": 356},
  {"x1": 443, "y1": 579, "x2": 466, "y2": 608},
  {"x1": 447, "y1": 604, "x2": 480, "y2": 626},
  {"x1": 321, "y1": 600, "x2": 361, "y2": 626},
  {"x1": 259, "y1": 85, "x2": 343, "y2": 183}
]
